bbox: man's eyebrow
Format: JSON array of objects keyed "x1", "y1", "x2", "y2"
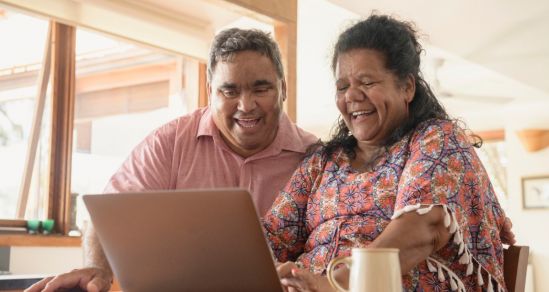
[
  {"x1": 253, "y1": 80, "x2": 274, "y2": 87},
  {"x1": 218, "y1": 83, "x2": 238, "y2": 89}
]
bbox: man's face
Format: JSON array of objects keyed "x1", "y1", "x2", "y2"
[{"x1": 208, "y1": 50, "x2": 286, "y2": 157}]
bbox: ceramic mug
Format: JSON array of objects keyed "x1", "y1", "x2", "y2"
[{"x1": 327, "y1": 248, "x2": 401, "y2": 292}]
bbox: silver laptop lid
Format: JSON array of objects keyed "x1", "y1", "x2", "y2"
[{"x1": 83, "y1": 189, "x2": 283, "y2": 292}]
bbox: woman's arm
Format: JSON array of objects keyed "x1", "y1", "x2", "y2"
[
  {"x1": 368, "y1": 205, "x2": 451, "y2": 274},
  {"x1": 263, "y1": 152, "x2": 324, "y2": 262}
]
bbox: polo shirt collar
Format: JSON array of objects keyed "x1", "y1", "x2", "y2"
[{"x1": 196, "y1": 107, "x2": 216, "y2": 138}]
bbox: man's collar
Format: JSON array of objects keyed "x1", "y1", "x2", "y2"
[{"x1": 196, "y1": 107, "x2": 216, "y2": 138}]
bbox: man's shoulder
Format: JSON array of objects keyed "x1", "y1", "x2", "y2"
[
  {"x1": 280, "y1": 113, "x2": 318, "y2": 149},
  {"x1": 292, "y1": 124, "x2": 318, "y2": 145},
  {"x1": 154, "y1": 108, "x2": 208, "y2": 137}
]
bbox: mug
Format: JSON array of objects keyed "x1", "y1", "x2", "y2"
[{"x1": 327, "y1": 248, "x2": 401, "y2": 292}]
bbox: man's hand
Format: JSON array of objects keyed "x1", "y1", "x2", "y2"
[
  {"x1": 24, "y1": 267, "x2": 112, "y2": 292},
  {"x1": 276, "y1": 261, "x2": 335, "y2": 292}
]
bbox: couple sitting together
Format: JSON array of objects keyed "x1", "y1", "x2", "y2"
[{"x1": 28, "y1": 14, "x2": 515, "y2": 292}]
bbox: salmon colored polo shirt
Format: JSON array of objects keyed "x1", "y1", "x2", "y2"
[{"x1": 104, "y1": 107, "x2": 317, "y2": 215}]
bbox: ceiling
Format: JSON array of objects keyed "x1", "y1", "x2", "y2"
[
  {"x1": 98, "y1": 0, "x2": 549, "y2": 129},
  {"x1": 327, "y1": 0, "x2": 549, "y2": 122}
]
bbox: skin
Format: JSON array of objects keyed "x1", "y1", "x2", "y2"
[
  {"x1": 25, "y1": 225, "x2": 113, "y2": 292},
  {"x1": 278, "y1": 208, "x2": 452, "y2": 292},
  {"x1": 25, "y1": 50, "x2": 286, "y2": 291},
  {"x1": 277, "y1": 49, "x2": 450, "y2": 292},
  {"x1": 208, "y1": 50, "x2": 286, "y2": 158}
]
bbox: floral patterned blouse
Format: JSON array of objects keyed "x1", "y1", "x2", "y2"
[{"x1": 263, "y1": 119, "x2": 514, "y2": 291}]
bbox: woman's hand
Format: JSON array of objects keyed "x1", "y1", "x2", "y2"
[
  {"x1": 276, "y1": 261, "x2": 335, "y2": 292},
  {"x1": 501, "y1": 217, "x2": 516, "y2": 245}
]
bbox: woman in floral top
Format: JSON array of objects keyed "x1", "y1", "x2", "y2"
[{"x1": 265, "y1": 14, "x2": 515, "y2": 292}]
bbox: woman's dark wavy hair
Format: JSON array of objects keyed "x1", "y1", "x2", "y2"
[{"x1": 319, "y1": 14, "x2": 478, "y2": 159}]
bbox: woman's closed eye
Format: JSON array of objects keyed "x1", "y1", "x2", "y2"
[
  {"x1": 361, "y1": 80, "x2": 378, "y2": 88},
  {"x1": 336, "y1": 83, "x2": 349, "y2": 94}
]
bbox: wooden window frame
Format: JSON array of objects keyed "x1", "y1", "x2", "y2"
[
  {"x1": 2, "y1": 0, "x2": 298, "y2": 243},
  {"x1": 0, "y1": 21, "x2": 76, "y2": 240},
  {"x1": 48, "y1": 22, "x2": 76, "y2": 235}
]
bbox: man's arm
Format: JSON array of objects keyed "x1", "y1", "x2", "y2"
[
  {"x1": 24, "y1": 226, "x2": 114, "y2": 292},
  {"x1": 82, "y1": 225, "x2": 114, "y2": 284}
]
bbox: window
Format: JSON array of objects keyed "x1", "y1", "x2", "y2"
[
  {"x1": 0, "y1": 8, "x2": 50, "y2": 220},
  {"x1": 0, "y1": 0, "x2": 293, "y2": 237},
  {"x1": 70, "y1": 28, "x2": 201, "y2": 232}
]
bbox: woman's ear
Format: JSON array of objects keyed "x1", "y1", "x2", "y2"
[{"x1": 404, "y1": 74, "x2": 416, "y2": 103}]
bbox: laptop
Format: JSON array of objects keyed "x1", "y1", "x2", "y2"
[{"x1": 83, "y1": 189, "x2": 283, "y2": 292}]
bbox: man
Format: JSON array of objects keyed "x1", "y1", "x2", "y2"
[{"x1": 26, "y1": 28, "x2": 316, "y2": 292}]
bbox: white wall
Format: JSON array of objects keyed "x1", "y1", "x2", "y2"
[
  {"x1": 296, "y1": 0, "x2": 358, "y2": 139},
  {"x1": 9, "y1": 246, "x2": 83, "y2": 275},
  {"x1": 502, "y1": 101, "x2": 549, "y2": 292}
]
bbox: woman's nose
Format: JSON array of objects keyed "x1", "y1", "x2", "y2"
[{"x1": 345, "y1": 86, "x2": 365, "y2": 103}]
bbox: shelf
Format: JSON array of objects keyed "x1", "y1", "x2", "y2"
[{"x1": 0, "y1": 234, "x2": 81, "y2": 247}]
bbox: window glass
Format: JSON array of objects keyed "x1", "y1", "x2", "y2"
[
  {"x1": 71, "y1": 28, "x2": 196, "y2": 231},
  {"x1": 0, "y1": 7, "x2": 50, "y2": 219}
]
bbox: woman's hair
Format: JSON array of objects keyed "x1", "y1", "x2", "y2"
[
  {"x1": 321, "y1": 14, "x2": 459, "y2": 159},
  {"x1": 207, "y1": 28, "x2": 285, "y2": 82}
]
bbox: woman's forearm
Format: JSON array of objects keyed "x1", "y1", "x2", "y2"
[{"x1": 368, "y1": 205, "x2": 450, "y2": 274}]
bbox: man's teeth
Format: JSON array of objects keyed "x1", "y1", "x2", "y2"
[{"x1": 236, "y1": 118, "x2": 260, "y2": 128}]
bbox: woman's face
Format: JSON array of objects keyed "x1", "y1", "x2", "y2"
[{"x1": 335, "y1": 49, "x2": 415, "y2": 146}]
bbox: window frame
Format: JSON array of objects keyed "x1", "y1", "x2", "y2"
[{"x1": 0, "y1": 0, "x2": 297, "y2": 241}]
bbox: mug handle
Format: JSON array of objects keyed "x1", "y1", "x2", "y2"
[{"x1": 326, "y1": 256, "x2": 352, "y2": 292}]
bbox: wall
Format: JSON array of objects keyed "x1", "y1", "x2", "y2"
[
  {"x1": 502, "y1": 100, "x2": 549, "y2": 292},
  {"x1": 296, "y1": 0, "x2": 358, "y2": 139},
  {"x1": 9, "y1": 246, "x2": 82, "y2": 275}
]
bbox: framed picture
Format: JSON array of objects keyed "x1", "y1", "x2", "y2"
[{"x1": 522, "y1": 176, "x2": 549, "y2": 209}]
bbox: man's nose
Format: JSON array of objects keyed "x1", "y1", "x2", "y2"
[{"x1": 238, "y1": 92, "x2": 257, "y2": 112}]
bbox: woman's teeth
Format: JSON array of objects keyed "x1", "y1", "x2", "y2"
[{"x1": 351, "y1": 110, "x2": 374, "y2": 118}]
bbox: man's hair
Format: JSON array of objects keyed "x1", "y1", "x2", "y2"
[
  {"x1": 207, "y1": 28, "x2": 285, "y2": 82},
  {"x1": 321, "y1": 14, "x2": 454, "y2": 159}
]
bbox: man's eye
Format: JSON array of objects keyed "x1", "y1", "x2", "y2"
[
  {"x1": 254, "y1": 87, "x2": 270, "y2": 95},
  {"x1": 222, "y1": 90, "x2": 238, "y2": 98}
]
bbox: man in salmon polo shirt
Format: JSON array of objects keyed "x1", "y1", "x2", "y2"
[{"x1": 26, "y1": 28, "x2": 317, "y2": 292}]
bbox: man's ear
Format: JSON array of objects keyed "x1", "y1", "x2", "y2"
[
  {"x1": 281, "y1": 79, "x2": 287, "y2": 102},
  {"x1": 404, "y1": 74, "x2": 415, "y2": 103},
  {"x1": 207, "y1": 82, "x2": 212, "y2": 105}
]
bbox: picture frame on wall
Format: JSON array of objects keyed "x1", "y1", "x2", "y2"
[{"x1": 522, "y1": 176, "x2": 549, "y2": 209}]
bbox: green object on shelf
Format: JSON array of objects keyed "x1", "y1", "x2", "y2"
[
  {"x1": 42, "y1": 219, "x2": 55, "y2": 234},
  {"x1": 26, "y1": 220, "x2": 40, "y2": 234}
]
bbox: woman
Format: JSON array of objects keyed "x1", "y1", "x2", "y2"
[{"x1": 263, "y1": 14, "x2": 515, "y2": 292}]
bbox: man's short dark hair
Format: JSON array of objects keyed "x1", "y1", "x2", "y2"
[{"x1": 207, "y1": 28, "x2": 285, "y2": 82}]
